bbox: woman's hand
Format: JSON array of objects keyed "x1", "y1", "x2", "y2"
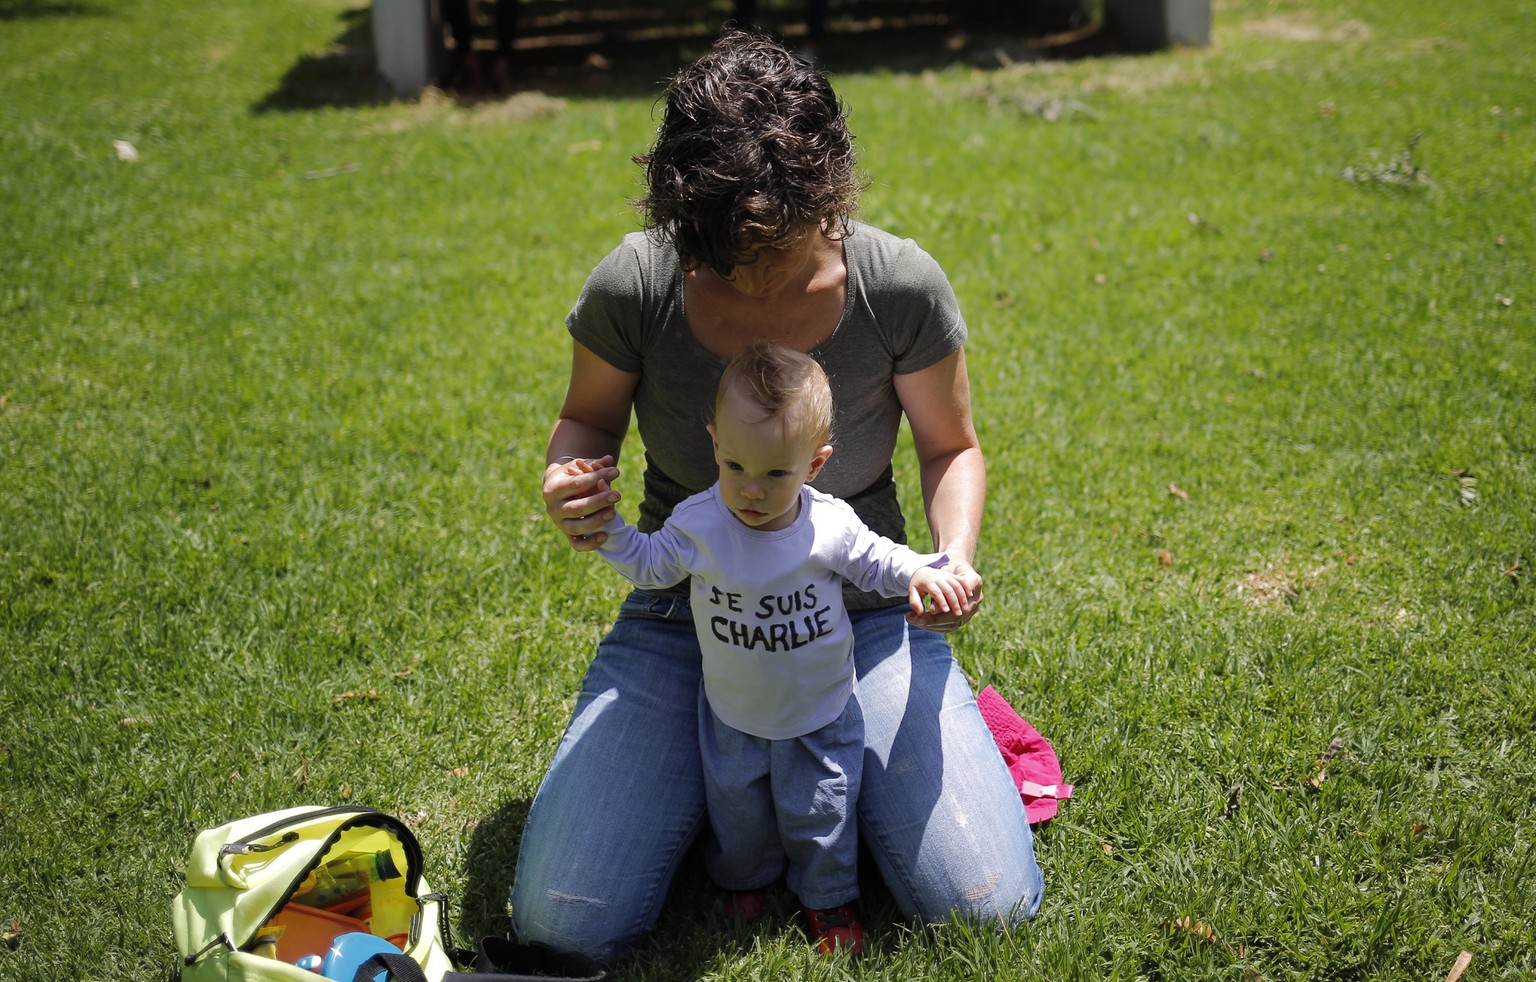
[
  {"x1": 543, "y1": 455, "x2": 622, "y2": 551},
  {"x1": 906, "y1": 559, "x2": 984, "y2": 633},
  {"x1": 544, "y1": 343, "x2": 639, "y2": 551}
]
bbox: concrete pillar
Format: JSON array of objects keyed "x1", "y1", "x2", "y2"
[
  {"x1": 372, "y1": 0, "x2": 435, "y2": 96},
  {"x1": 1105, "y1": 0, "x2": 1211, "y2": 50}
]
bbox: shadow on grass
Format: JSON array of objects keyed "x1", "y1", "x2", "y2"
[
  {"x1": 460, "y1": 796, "x2": 531, "y2": 942},
  {"x1": 253, "y1": 0, "x2": 1112, "y2": 113},
  {"x1": 0, "y1": 0, "x2": 113, "y2": 19},
  {"x1": 253, "y1": 5, "x2": 389, "y2": 113},
  {"x1": 459, "y1": 797, "x2": 723, "y2": 978}
]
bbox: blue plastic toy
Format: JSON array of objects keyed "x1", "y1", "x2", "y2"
[{"x1": 321, "y1": 932, "x2": 400, "y2": 981}]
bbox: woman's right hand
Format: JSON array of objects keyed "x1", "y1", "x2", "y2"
[{"x1": 543, "y1": 455, "x2": 622, "y2": 551}]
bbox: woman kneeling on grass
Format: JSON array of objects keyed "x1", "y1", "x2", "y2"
[{"x1": 513, "y1": 30, "x2": 1044, "y2": 961}]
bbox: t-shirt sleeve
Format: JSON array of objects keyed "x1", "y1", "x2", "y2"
[
  {"x1": 566, "y1": 239, "x2": 649, "y2": 373},
  {"x1": 596, "y1": 510, "x2": 696, "y2": 590},
  {"x1": 820, "y1": 496, "x2": 948, "y2": 598},
  {"x1": 882, "y1": 238, "x2": 969, "y2": 375}
]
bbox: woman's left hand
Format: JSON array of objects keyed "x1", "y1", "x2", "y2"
[{"x1": 907, "y1": 559, "x2": 984, "y2": 633}]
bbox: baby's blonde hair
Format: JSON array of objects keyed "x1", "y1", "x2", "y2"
[{"x1": 715, "y1": 340, "x2": 833, "y2": 447}]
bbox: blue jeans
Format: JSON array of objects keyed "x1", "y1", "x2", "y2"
[
  {"x1": 510, "y1": 591, "x2": 1044, "y2": 962},
  {"x1": 700, "y1": 688, "x2": 863, "y2": 911}
]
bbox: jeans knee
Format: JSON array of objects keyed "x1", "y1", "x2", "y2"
[
  {"x1": 511, "y1": 883, "x2": 634, "y2": 964},
  {"x1": 961, "y1": 862, "x2": 1045, "y2": 926}
]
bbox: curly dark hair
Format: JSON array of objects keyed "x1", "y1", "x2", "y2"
[{"x1": 635, "y1": 31, "x2": 861, "y2": 277}]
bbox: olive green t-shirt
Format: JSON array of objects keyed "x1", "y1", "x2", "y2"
[{"x1": 566, "y1": 222, "x2": 968, "y2": 609}]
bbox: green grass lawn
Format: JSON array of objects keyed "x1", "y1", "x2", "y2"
[{"x1": 2, "y1": 0, "x2": 1533, "y2": 978}]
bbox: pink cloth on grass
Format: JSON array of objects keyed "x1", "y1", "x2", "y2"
[{"x1": 977, "y1": 686, "x2": 1072, "y2": 825}]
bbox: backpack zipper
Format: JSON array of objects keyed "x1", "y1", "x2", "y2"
[
  {"x1": 223, "y1": 807, "x2": 432, "y2": 953},
  {"x1": 218, "y1": 805, "x2": 380, "y2": 857}
]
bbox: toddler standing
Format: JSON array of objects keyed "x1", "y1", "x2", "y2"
[{"x1": 569, "y1": 340, "x2": 972, "y2": 955}]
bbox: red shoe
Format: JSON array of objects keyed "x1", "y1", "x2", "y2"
[
  {"x1": 804, "y1": 904, "x2": 865, "y2": 955},
  {"x1": 722, "y1": 888, "x2": 769, "y2": 921}
]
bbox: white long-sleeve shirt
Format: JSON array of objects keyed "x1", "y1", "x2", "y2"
[{"x1": 598, "y1": 484, "x2": 945, "y2": 739}]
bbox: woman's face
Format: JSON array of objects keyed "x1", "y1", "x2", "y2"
[{"x1": 722, "y1": 231, "x2": 819, "y2": 299}]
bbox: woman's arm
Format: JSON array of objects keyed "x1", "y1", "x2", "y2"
[
  {"x1": 892, "y1": 347, "x2": 986, "y2": 631},
  {"x1": 543, "y1": 342, "x2": 640, "y2": 551}
]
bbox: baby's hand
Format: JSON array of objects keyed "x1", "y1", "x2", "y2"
[
  {"x1": 908, "y1": 567, "x2": 974, "y2": 617},
  {"x1": 907, "y1": 560, "x2": 984, "y2": 633}
]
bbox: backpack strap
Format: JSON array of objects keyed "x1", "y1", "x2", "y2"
[
  {"x1": 354, "y1": 944, "x2": 608, "y2": 982},
  {"x1": 420, "y1": 890, "x2": 606, "y2": 981},
  {"x1": 467, "y1": 937, "x2": 607, "y2": 981},
  {"x1": 352, "y1": 952, "x2": 428, "y2": 982},
  {"x1": 420, "y1": 892, "x2": 479, "y2": 967}
]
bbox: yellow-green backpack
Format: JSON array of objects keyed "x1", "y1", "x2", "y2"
[{"x1": 172, "y1": 805, "x2": 605, "y2": 982}]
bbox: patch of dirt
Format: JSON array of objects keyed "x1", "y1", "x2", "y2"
[
  {"x1": 1239, "y1": 569, "x2": 1300, "y2": 607},
  {"x1": 1242, "y1": 16, "x2": 1372, "y2": 43},
  {"x1": 1237, "y1": 557, "x2": 1332, "y2": 608},
  {"x1": 366, "y1": 88, "x2": 567, "y2": 134}
]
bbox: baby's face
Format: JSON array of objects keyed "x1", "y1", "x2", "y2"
[{"x1": 710, "y1": 388, "x2": 828, "y2": 532}]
